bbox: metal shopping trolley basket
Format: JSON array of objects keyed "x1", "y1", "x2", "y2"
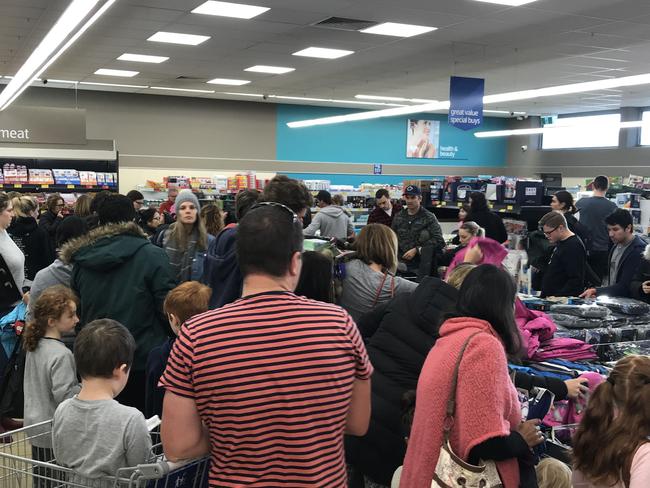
[{"x1": 0, "y1": 420, "x2": 209, "y2": 488}]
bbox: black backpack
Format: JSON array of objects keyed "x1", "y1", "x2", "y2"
[{"x1": 0, "y1": 338, "x2": 25, "y2": 418}]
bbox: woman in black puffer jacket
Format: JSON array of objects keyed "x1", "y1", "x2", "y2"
[
  {"x1": 346, "y1": 267, "x2": 472, "y2": 487},
  {"x1": 8, "y1": 196, "x2": 55, "y2": 281}
]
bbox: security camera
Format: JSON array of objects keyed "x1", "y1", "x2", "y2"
[
  {"x1": 521, "y1": 145, "x2": 528, "y2": 152},
  {"x1": 510, "y1": 111, "x2": 515, "y2": 117},
  {"x1": 42, "y1": 79, "x2": 48, "y2": 85},
  {"x1": 262, "y1": 94, "x2": 268, "y2": 100}
]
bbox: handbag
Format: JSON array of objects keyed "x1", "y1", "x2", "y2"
[{"x1": 432, "y1": 333, "x2": 504, "y2": 488}]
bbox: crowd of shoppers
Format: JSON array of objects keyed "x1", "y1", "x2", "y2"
[{"x1": 1, "y1": 173, "x2": 650, "y2": 488}]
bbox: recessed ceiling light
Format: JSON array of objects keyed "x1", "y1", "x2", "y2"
[
  {"x1": 472, "y1": 0, "x2": 538, "y2": 5},
  {"x1": 148, "y1": 31, "x2": 210, "y2": 46},
  {"x1": 292, "y1": 47, "x2": 354, "y2": 59},
  {"x1": 80, "y1": 81, "x2": 148, "y2": 88},
  {"x1": 360, "y1": 22, "x2": 437, "y2": 37},
  {"x1": 192, "y1": 1, "x2": 269, "y2": 19},
  {"x1": 94, "y1": 68, "x2": 139, "y2": 77},
  {"x1": 207, "y1": 78, "x2": 250, "y2": 85},
  {"x1": 151, "y1": 86, "x2": 215, "y2": 93},
  {"x1": 118, "y1": 53, "x2": 169, "y2": 63},
  {"x1": 244, "y1": 65, "x2": 295, "y2": 74}
]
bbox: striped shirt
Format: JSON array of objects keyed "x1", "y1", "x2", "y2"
[{"x1": 159, "y1": 291, "x2": 373, "y2": 487}]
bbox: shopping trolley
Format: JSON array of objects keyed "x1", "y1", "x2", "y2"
[{"x1": 0, "y1": 420, "x2": 210, "y2": 488}]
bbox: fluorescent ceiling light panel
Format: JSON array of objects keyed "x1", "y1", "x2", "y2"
[
  {"x1": 290, "y1": 72, "x2": 650, "y2": 128},
  {"x1": 207, "y1": 78, "x2": 250, "y2": 85},
  {"x1": 118, "y1": 53, "x2": 169, "y2": 63},
  {"x1": 356, "y1": 94, "x2": 439, "y2": 103},
  {"x1": 148, "y1": 31, "x2": 210, "y2": 46},
  {"x1": 192, "y1": 1, "x2": 269, "y2": 19},
  {"x1": 80, "y1": 81, "x2": 148, "y2": 88},
  {"x1": 48, "y1": 79, "x2": 79, "y2": 84},
  {"x1": 244, "y1": 65, "x2": 295, "y2": 74},
  {"x1": 94, "y1": 68, "x2": 139, "y2": 77},
  {"x1": 0, "y1": 0, "x2": 109, "y2": 111},
  {"x1": 292, "y1": 47, "x2": 354, "y2": 59},
  {"x1": 151, "y1": 86, "x2": 214, "y2": 93},
  {"x1": 270, "y1": 95, "x2": 403, "y2": 107},
  {"x1": 222, "y1": 92, "x2": 265, "y2": 97},
  {"x1": 472, "y1": 0, "x2": 539, "y2": 5},
  {"x1": 360, "y1": 22, "x2": 437, "y2": 37}
]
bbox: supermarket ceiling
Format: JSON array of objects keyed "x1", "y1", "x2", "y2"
[{"x1": 3, "y1": 0, "x2": 650, "y2": 116}]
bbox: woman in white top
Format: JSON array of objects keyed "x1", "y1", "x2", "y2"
[
  {"x1": 0, "y1": 192, "x2": 25, "y2": 308},
  {"x1": 572, "y1": 355, "x2": 650, "y2": 488},
  {"x1": 340, "y1": 223, "x2": 417, "y2": 322}
]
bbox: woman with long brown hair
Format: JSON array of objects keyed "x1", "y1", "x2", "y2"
[{"x1": 573, "y1": 355, "x2": 650, "y2": 488}]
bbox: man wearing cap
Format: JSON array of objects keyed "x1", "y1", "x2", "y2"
[
  {"x1": 303, "y1": 190, "x2": 354, "y2": 240},
  {"x1": 392, "y1": 185, "x2": 445, "y2": 272}
]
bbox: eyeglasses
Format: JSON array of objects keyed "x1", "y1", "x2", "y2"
[
  {"x1": 251, "y1": 201, "x2": 300, "y2": 223},
  {"x1": 541, "y1": 225, "x2": 559, "y2": 237},
  {"x1": 135, "y1": 200, "x2": 144, "y2": 205}
]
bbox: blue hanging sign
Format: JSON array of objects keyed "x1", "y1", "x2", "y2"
[
  {"x1": 448, "y1": 76, "x2": 485, "y2": 131},
  {"x1": 373, "y1": 163, "x2": 382, "y2": 175}
]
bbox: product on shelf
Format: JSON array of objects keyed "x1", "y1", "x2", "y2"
[
  {"x1": 3, "y1": 163, "x2": 29, "y2": 184},
  {"x1": 616, "y1": 192, "x2": 641, "y2": 209},
  {"x1": 53, "y1": 169, "x2": 81, "y2": 186},
  {"x1": 79, "y1": 171, "x2": 98, "y2": 186},
  {"x1": 191, "y1": 177, "x2": 217, "y2": 191},
  {"x1": 0, "y1": 168, "x2": 3, "y2": 184},
  {"x1": 28, "y1": 169, "x2": 55, "y2": 185},
  {"x1": 164, "y1": 176, "x2": 191, "y2": 189},
  {"x1": 303, "y1": 180, "x2": 331, "y2": 191}
]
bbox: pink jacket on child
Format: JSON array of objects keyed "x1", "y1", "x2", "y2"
[
  {"x1": 399, "y1": 317, "x2": 522, "y2": 488},
  {"x1": 445, "y1": 237, "x2": 509, "y2": 278}
]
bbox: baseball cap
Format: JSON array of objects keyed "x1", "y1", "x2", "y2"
[{"x1": 403, "y1": 185, "x2": 421, "y2": 197}]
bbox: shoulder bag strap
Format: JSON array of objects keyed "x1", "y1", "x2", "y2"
[
  {"x1": 443, "y1": 331, "x2": 482, "y2": 440},
  {"x1": 372, "y1": 271, "x2": 389, "y2": 308}
]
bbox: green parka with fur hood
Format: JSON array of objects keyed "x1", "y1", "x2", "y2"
[{"x1": 60, "y1": 221, "x2": 176, "y2": 371}]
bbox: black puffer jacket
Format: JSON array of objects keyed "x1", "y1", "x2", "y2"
[
  {"x1": 347, "y1": 277, "x2": 458, "y2": 485},
  {"x1": 8, "y1": 216, "x2": 55, "y2": 281}
]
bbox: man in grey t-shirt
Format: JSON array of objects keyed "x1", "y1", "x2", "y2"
[{"x1": 576, "y1": 175, "x2": 617, "y2": 280}]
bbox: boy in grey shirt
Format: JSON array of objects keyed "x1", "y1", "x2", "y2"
[{"x1": 53, "y1": 319, "x2": 152, "y2": 480}]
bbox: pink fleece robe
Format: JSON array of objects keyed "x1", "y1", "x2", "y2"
[{"x1": 400, "y1": 317, "x2": 521, "y2": 488}]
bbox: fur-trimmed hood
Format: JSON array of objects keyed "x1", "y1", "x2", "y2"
[
  {"x1": 60, "y1": 221, "x2": 149, "y2": 268},
  {"x1": 644, "y1": 243, "x2": 650, "y2": 261}
]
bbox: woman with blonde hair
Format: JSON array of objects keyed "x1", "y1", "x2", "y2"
[
  {"x1": 573, "y1": 355, "x2": 650, "y2": 488},
  {"x1": 339, "y1": 223, "x2": 417, "y2": 321},
  {"x1": 73, "y1": 194, "x2": 93, "y2": 219},
  {"x1": 8, "y1": 195, "x2": 55, "y2": 280}
]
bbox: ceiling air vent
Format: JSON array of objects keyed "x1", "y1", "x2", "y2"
[
  {"x1": 312, "y1": 17, "x2": 378, "y2": 32},
  {"x1": 176, "y1": 75, "x2": 203, "y2": 80}
]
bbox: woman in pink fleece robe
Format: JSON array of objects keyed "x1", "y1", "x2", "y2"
[{"x1": 400, "y1": 264, "x2": 541, "y2": 488}]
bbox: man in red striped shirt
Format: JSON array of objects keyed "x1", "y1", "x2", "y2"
[{"x1": 160, "y1": 202, "x2": 373, "y2": 487}]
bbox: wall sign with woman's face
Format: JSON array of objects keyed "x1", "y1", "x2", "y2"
[{"x1": 407, "y1": 119, "x2": 440, "y2": 159}]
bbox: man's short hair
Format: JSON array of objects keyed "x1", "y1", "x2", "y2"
[
  {"x1": 539, "y1": 211, "x2": 567, "y2": 230},
  {"x1": 74, "y1": 319, "x2": 136, "y2": 378},
  {"x1": 316, "y1": 190, "x2": 332, "y2": 205},
  {"x1": 125, "y1": 190, "x2": 144, "y2": 202},
  {"x1": 261, "y1": 175, "x2": 313, "y2": 213},
  {"x1": 98, "y1": 194, "x2": 136, "y2": 225},
  {"x1": 375, "y1": 188, "x2": 390, "y2": 200},
  {"x1": 605, "y1": 208, "x2": 633, "y2": 230},
  {"x1": 164, "y1": 281, "x2": 212, "y2": 324},
  {"x1": 235, "y1": 189, "x2": 260, "y2": 221},
  {"x1": 237, "y1": 205, "x2": 303, "y2": 278},
  {"x1": 593, "y1": 175, "x2": 609, "y2": 191}
]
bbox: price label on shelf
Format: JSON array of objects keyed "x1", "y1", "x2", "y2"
[
  {"x1": 67, "y1": 184, "x2": 75, "y2": 189},
  {"x1": 41, "y1": 185, "x2": 49, "y2": 188},
  {"x1": 507, "y1": 205, "x2": 514, "y2": 210},
  {"x1": 14, "y1": 184, "x2": 22, "y2": 188},
  {"x1": 440, "y1": 201, "x2": 447, "y2": 206}
]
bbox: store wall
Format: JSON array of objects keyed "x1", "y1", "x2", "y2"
[
  {"x1": 276, "y1": 104, "x2": 509, "y2": 184},
  {"x1": 505, "y1": 113, "x2": 650, "y2": 179},
  {"x1": 11, "y1": 86, "x2": 512, "y2": 189}
]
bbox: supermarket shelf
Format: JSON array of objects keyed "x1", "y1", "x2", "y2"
[
  {"x1": 432, "y1": 201, "x2": 521, "y2": 213},
  {"x1": 0, "y1": 183, "x2": 116, "y2": 192}
]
